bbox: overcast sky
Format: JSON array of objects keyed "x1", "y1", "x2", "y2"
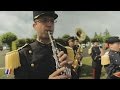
[{"x1": 0, "y1": 11, "x2": 120, "y2": 39}]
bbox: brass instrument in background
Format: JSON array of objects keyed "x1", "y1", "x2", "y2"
[
  {"x1": 75, "y1": 28, "x2": 87, "y2": 43},
  {"x1": 75, "y1": 28, "x2": 86, "y2": 58},
  {"x1": 72, "y1": 28, "x2": 87, "y2": 69}
]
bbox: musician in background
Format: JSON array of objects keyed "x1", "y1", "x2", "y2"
[
  {"x1": 74, "y1": 37, "x2": 83, "y2": 66},
  {"x1": 90, "y1": 39, "x2": 104, "y2": 79},
  {"x1": 5, "y1": 11, "x2": 74, "y2": 79},
  {"x1": 74, "y1": 37, "x2": 83, "y2": 77},
  {"x1": 104, "y1": 36, "x2": 120, "y2": 79},
  {"x1": 66, "y1": 36, "x2": 81, "y2": 79},
  {"x1": 101, "y1": 39, "x2": 110, "y2": 74}
]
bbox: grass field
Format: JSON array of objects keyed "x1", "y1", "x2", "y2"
[
  {"x1": 0, "y1": 50, "x2": 9, "y2": 78},
  {"x1": 0, "y1": 50, "x2": 107, "y2": 79},
  {"x1": 80, "y1": 57, "x2": 107, "y2": 79}
]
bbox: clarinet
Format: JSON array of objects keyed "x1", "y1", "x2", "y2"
[{"x1": 48, "y1": 31, "x2": 71, "y2": 77}]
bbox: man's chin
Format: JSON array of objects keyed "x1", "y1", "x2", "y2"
[{"x1": 42, "y1": 35, "x2": 50, "y2": 40}]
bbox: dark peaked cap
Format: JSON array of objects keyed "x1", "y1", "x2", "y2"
[
  {"x1": 107, "y1": 36, "x2": 120, "y2": 44},
  {"x1": 91, "y1": 39, "x2": 99, "y2": 43},
  {"x1": 33, "y1": 11, "x2": 58, "y2": 20}
]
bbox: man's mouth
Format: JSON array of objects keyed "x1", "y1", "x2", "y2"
[{"x1": 45, "y1": 30, "x2": 53, "y2": 34}]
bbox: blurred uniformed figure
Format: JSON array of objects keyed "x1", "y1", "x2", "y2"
[
  {"x1": 74, "y1": 37, "x2": 83, "y2": 61},
  {"x1": 101, "y1": 39, "x2": 110, "y2": 74},
  {"x1": 5, "y1": 11, "x2": 76, "y2": 79},
  {"x1": 90, "y1": 39, "x2": 104, "y2": 79},
  {"x1": 65, "y1": 36, "x2": 81, "y2": 79},
  {"x1": 104, "y1": 36, "x2": 120, "y2": 79},
  {"x1": 74, "y1": 37, "x2": 83, "y2": 77}
]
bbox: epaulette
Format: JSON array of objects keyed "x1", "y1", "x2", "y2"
[
  {"x1": 101, "y1": 51, "x2": 110, "y2": 66},
  {"x1": 5, "y1": 50, "x2": 21, "y2": 75},
  {"x1": 65, "y1": 46, "x2": 75, "y2": 61},
  {"x1": 65, "y1": 46, "x2": 79, "y2": 69},
  {"x1": 5, "y1": 44, "x2": 29, "y2": 75},
  {"x1": 88, "y1": 46, "x2": 92, "y2": 55}
]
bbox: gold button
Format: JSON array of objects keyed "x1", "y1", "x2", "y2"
[
  {"x1": 29, "y1": 50, "x2": 32, "y2": 54},
  {"x1": 31, "y1": 64, "x2": 34, "y2": 67}
]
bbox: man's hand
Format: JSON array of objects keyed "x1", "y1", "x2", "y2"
[
  {"x1": 113, "y1": 72, "x2": 120, "y2": 78},
  {"x1": 49, "y1": 51, "x2": 73, "y2": 79},
  {"x1": 49, "y1": 67, "x2": 68, "y2": 79},
  {"x1": 57, "y1": 51, "x2": 73, "y2": 67}
]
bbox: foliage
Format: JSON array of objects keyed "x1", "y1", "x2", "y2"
[{"x1": 1, "y1": 32, "x2": 17, "y2": 51}]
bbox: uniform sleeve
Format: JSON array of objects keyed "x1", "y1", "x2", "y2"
[
  {"x1": 71, "y1": 68, "x2": 79, "y2": 79},
  {"x1": 14, "y1": 50, "x2": 29, "y2": 79}
]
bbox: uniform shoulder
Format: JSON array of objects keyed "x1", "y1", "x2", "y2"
[
  {"x1": 5, "y1": 43, "x2": 31, "y2": 73},
  {"x1": 18, "y1": 43, "x2": 31, "y2": 51},
  {"x1": 65, "y1": 46, "x2": 72, "y2": 49}
]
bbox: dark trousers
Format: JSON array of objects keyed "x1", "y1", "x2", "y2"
[
  {"x1": 76, "y1": 66, "x2": 81, "y2": 78},
  {"x1": 92, "y1": 60, "x2": 102, "y2": 79}
]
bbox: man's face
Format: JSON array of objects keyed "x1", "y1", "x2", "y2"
[
  {"x1": 33, "y1": 16, "x2": 55, "y2": 39},
  {"x1": 93, "y1": 42, "x2": 99, "y2": 46},
  {"x1": 68, "y1": 39, "x2": 75, "y2": 48},
  {"x1": 109, "y1": 42, "x2": 120, "y2": 51}
]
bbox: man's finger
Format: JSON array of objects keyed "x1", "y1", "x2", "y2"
[
  {"x1": 49, "y1": 67, "x2": 65, "y2": 77},
  {"x1": 68, "y1": 61, "x2": 73, "y2": 65},
  {"x1": 57, "y1": 51, "x2": 64, "y2": 58},
  {"x1": 53, "y1": 75, "x2": 68, "y2": 79},
  {"x1": 60, "y1": 60, "x2": 67, "y2": 66},
  {"x1": 59, "y1": 54, "x2": 67, "y2": 62}
]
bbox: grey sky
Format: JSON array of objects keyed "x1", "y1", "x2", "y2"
[{"x1": 0, "y1": 11, "x2": 120, "y2": 39}]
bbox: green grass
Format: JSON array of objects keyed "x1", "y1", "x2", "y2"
[
  {"x1": 0, "y1": 50, "x2": 7, "y2": 67},
  {"x1": 0, "y1": 68, "x2": 4, "y2": 77},
  {"x1": 80, "y1": 57, "x2": 107, "y2": 79},
  {"x1": 0, "y1": 50, "x2": 9, "y2": 79}
]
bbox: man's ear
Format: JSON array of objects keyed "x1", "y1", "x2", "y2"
[
  {"x1": 33, "y1": 22, "x2": 36, "y2": 28},
  {"x1": 109, "y1": 44, "x2": 112, "y2": 48}
]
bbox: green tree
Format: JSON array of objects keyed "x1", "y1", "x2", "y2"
[
  {"x1": 16, "y1": 39, "x2": 26, "y2": 48},
  {"x1": 1, "y1": 32, "x2": 17, "y2": 51},
  {"x1": 103, "y1": 28, "x2": 111, "y2": 42},
  {"x1": 33, "y1": 34, "x2": 37, "y2": 39},
  {"x1": 25, "y1": 38, "x2": 35, "y2": 44},
  {"x1": 55, "y1": 37, "x2": 65, "y2": 46},
  {"x1": 62, "y1": 34, "x2": 70, "y2": 42},
  {"x1": 82, "y1": 35, "x2": 90, "y2": 44},
  {"x1": 93, "y1": 32, "x2": 103, "y2": 43},
  {"x1": 94, "y1": 32, "x2": 98, "y2": 39}
]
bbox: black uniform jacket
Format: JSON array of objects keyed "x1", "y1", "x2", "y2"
[
  {"x1": 14, "y1": 40, "x2": 78, "y2": 79},
  {"x1": 14, "y1": 41, "x2": 56, "y2": 79}
]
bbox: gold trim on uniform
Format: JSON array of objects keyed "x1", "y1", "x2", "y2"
[
  {"x1": 5, "y1": 44, "x2": 29, "y2": 74},
  {"x1": 101, "y1": 52, "x2": 110, "y2": 65},
  {"x1": 65, "y1": 46, "x2": 78, "y2": 69},
  {"x1": 5, "y1": 50, "x2": 21, "y2": 71},
  {"x1": 31, "y1": 63, "x2": 34, "y2": 67}
]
